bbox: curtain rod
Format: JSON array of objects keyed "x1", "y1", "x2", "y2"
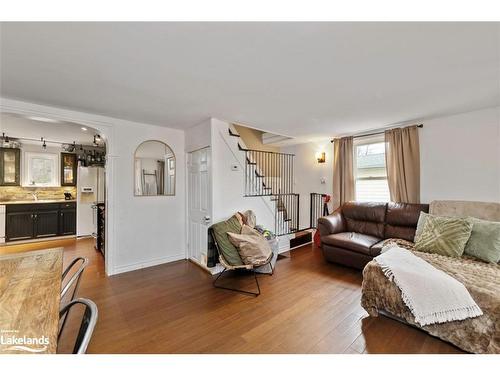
[{"x1": 330, "y1": 124, "x2": 423, "y2": 143}]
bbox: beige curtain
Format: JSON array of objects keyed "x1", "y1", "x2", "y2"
[
  {"x1": 385, "y1": 125, "x2": 420, "y2": 203},
  {"x1": 333, "y1": 136, "x2": 355, "y2": 210}
]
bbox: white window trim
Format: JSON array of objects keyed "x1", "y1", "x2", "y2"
[
  {"x1": 23, "y1": 151, "x2": 60, "y2": 187},
  {"x1": 353, "y1": 134, "x2": 389, "y2": 202},
  {"x1": 353, "y1": 133, "x2": 385, "y2": 180}
]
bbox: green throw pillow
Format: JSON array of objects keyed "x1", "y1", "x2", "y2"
[
  {"x1": 464, "y1": 218, "x2": 500, "y2": 263},
  {"x1": 211, "y1": 215, "x2": 244, "y2": 266},
  {"x1": 414, "y1": 215, "x2": 473, "y2": 258},
  {"x1": 414, "y1": 211, "x2": 430, "y2": 242}
]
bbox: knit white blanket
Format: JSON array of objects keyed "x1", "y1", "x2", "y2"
[{"x1": 375, "y1": 245, "x2": 483, "y2": 326}]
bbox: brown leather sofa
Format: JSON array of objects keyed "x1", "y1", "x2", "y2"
[{"x1": 317, "y1": 202, "x2": 429, "y2": 269}]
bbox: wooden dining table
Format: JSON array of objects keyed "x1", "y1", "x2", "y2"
[{"x1": 0, "y1": 247, "x2": 63, "y2": 354}]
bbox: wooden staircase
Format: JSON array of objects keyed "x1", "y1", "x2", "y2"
[{"x1": 228, "y1": 126, "x2": 299, "y2": 236}]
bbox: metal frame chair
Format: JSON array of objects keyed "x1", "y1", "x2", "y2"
[
  {"x1": 59, "y1": 257, "x2": 88, "y2": 340},
  {"x1": 61, "y1": 257, "x2": 88, "y2": 299},
  {"x1": 58, "y1": 298, "x2": 98, "y2": 354},
  {"x1": 211, "y1": 232, "x2": 274, "y2": 297}
]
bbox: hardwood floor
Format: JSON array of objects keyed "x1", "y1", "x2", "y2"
[{"x1": 4, "y1": 237, "x2": 462, "y2": 353}]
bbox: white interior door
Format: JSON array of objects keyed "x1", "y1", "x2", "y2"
[{"x1": 188, "y1": 147, "x2": 211, "y2": 265}]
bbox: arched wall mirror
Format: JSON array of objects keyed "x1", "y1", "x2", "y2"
[{"x1": 134, "y1": 140, "x2": 176, "y2": 196}]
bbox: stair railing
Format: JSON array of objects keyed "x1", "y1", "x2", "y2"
[
  {"x1": 236, "y1": 140, "x2": 298, "y2": 235},
  {"x1": 310, "y1": 193, "x2": 328, "y2": 229},
  {"x1": 241, "y1": 146, "x2": 294, "y2": 197},
  {"x1": 274, "y1": 193, "x2": 300, "y2": 236}
]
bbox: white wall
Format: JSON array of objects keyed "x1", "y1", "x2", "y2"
[
  {"x1": 210, "y1": 118, "x2": 275, "y2": 230},
  {"x1": 112, "y1": 121, "x2": 186, "y2": 273},
  {"x1": 185, "y1": 118, "x2": 212, "y2": 153},
  {"x1": 281, "y1": 141, "x2": 334, "y2": 229},
  {"x1": 420, "y1": 106, "x2": 500, "y2": 203},
  {"x1": 184, "y1": 118, "x2": 281, "y2": 271},
  {"x1": 1, "y1": 98, "x2": 186, "y2": 276},
  {"x1": 184, "y1": 117, "x2": 277, "y2": 231},
  {"x1": 285, "y1": 106, "x2": 500, "y2": 225},
  {"x1": 6, "y1": 98, "x2": 498, "y2": 276}
]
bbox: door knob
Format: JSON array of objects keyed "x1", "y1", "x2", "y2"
[{"x1": 204, "y1": 216, "x2": 211, "y2": 222}]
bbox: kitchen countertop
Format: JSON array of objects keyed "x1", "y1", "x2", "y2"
[{"x1": 0, "y1": 199, "x2": 76, "y2": 205}]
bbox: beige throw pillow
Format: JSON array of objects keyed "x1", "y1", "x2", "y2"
[
  {"x1": 227, "y1": 225, "x2": 272, "y2": 265},
  {"x1": 242, "y1": 210, "x2": 257, "y2": 228}
]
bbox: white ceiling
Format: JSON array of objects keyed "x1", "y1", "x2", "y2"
[
  {"x1": 1, "y1": 22, "x2": 499, "y2": 141},
  {"x1": 0, "y1": 112, "x2": 97, "y2": 145}
]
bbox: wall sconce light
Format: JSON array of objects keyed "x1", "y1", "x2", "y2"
[{"x1": 316, "y1": 152, "x2": 326, "y2": 163}]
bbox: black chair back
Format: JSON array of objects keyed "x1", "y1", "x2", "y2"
[{"x1": 58, "y1": 298, "x2": 98, "y2": 354}]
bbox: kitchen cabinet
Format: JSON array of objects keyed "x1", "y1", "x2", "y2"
[
  {"x1": 59, "y1": 203, "x2": 77, "y2": 235},
  {"x1": 34, "y1": 210, "x2": 60, "y2": 238},
  {"x1": 0, "y1": 148, "x2": 21, "y2": 186},
  {"x1": 5, "y1": 202, "x2": 76, "y2": 242},
  {"x1": 61, "y1": 153, "x2": 77, "y2": 186},
  {"x1": 5, "y1": 212, "x2": 34, "y2": 241}
]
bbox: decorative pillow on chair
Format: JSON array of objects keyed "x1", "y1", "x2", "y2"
[
  {"x1": 234, "y1": 212, "x2": 245, "y2": 226},
  {"x1": 211, "y1": 215, "x2": 244, "y2": 266},
  {"x1": 227, "y1": 225, "x2": 272, "y2": 266},
  {"x1": 414, "y1": 215, "x2": 473, "y2": 258},
  {"x1": 464, "y1": 218, "x2": 500, "y2": 263},
  {"x1": 241, "y1": 210, "x2": 257, "y2": 228}
]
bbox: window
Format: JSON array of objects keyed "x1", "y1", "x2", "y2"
[
  {"x1": 354, "y1": 136, "x2": 390, "y2": 202},
  {"x1": 24, "y1": 152, "x2": 59, "y2": 187}
]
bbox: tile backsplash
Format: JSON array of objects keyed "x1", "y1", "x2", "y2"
[{"x1": 0, "y1": 186, "x2": 77, "y2": 202}]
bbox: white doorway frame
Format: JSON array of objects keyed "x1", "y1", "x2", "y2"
[
  {"x1": 0, "y1": 98, "x2": 117, "y2": 275},
  {"x1": 186, "y1": 146, "x2": 212, "y2": 270}
]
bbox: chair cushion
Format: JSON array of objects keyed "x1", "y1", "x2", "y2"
[
  {"x1": 227, "y1": 225, "x2": 272, "y2": 266},
  {"x1": 321, "y1": 232, "x2": 381, "y2": 255},
  {"x1": 211, "y1": 215, "x2": 244, "y2": 266}
]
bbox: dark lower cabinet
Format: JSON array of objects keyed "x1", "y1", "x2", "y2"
[
  {"x1": 5, "y1": 202, "x2": 76, "y2": 242},
  {"x1": 5, "y1": 212, "x2": 34, "y2": 241},
  {"x1": 59, "y1": 208, "x2": 77, "y2": 235},
  {"x1": 35, "y1": 210, "x2": 60, "y2": 238}
]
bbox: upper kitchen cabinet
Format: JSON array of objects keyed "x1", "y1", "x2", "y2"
[
  {"x1": 0, "y1": 148, "x2": 21, "y2": 186},
  {"x1": 61, "y1": 152, "x2": 77, "y2": 186}
]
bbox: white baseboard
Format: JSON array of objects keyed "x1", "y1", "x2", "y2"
[
  {"x1": 189, "y1": 258, "x2": 223, "y2": 275},
  {"x1": 113, "y1": 253, "x2": 186, "y2": 275},
  {"x1": 278, "y1": 235, "x2": 291, "y2": 254}
]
